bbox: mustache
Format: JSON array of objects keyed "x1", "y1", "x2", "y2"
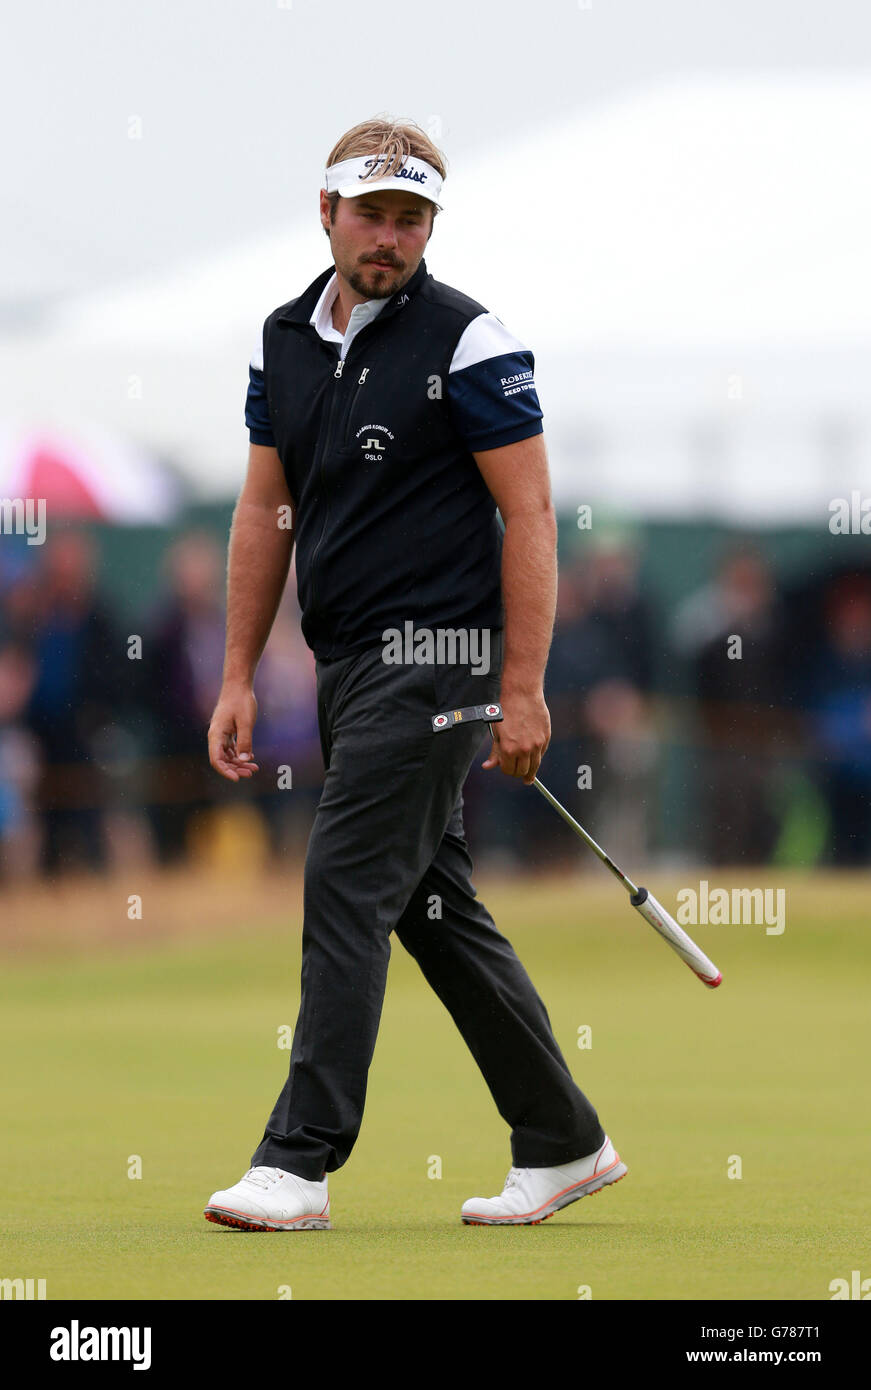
[{"x1": 362, "y1": 255, "x2": 403, "y2": 268}]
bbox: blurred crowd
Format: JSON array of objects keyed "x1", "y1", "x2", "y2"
[
  {"x1": 0, "y1": 526, "x2": 320, "y2": 881},
  {"x1": 1, "y1": 521, "x2": 870, "y2": 882}
]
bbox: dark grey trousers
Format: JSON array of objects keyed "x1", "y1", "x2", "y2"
[{"x1": 250, "y1": 630, "x2": 605, "y2": 1179}]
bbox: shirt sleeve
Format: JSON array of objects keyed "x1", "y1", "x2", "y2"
[
  {"x1": 446, "y1": 312, "x2": 544, "y2": 451},
  {"x1": 245, "y1": 324, "x2": 276, "y2": 447}
]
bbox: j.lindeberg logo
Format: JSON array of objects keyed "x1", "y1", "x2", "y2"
[{"x1": 356, "y1": 423, "x2": 395, "y2": 461}]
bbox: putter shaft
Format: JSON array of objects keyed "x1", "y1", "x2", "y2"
[
  {"x1": 530, "y1": 776, "x2": 639, "y2": 898},
  {"x1": 471, "y1": 708, "x2": 639, "y2": 896}
]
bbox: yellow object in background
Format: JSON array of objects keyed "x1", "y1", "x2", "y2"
[{"x1": 187, "y1": 803, "x2": 270, "y2": 876}]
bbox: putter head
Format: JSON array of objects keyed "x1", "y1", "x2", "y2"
[{"x1": 431, "y1": 702, "x2": 503, "y2": 733}]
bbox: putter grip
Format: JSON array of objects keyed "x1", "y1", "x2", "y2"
[{"x1": 631, "y1": 887, "x2": 723, "y2": 988}]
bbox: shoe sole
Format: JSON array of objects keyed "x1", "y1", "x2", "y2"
[
  {"x1": 461, "y1": 1156, "x2": 628, "y2": 1226},
  {"x1": 204, "y1": 1206, "x2": 331, "y2": 1231}
]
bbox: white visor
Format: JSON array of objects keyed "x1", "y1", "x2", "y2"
[{"x1": 324, "y1": 154, "x2": 443, "y2": 205}]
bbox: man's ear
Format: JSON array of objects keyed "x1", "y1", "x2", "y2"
[{"x1": 319, "y1": 188, "x2": 332, "y2": 237}]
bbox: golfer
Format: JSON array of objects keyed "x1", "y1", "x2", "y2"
[{"x1": 204, "y1": 117, "x2": 626, "y2": 1229}]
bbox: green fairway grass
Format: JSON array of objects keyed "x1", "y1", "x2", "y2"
[{"x1": 1, "y1": 870, "x2": 869, "y2": 1300}]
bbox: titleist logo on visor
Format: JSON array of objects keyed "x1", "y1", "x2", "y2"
[
  {"x1": 324, "y1": 156, "x2": 443, "y2": 202},
  {"x1": 359, "y1": 156, "x2": 428, "y2": 185}
]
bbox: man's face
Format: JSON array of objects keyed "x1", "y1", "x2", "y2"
[{"x1": 320, "y1": 188, "x2": 433, "y2": 300}]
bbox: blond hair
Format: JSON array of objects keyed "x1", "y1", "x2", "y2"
[{"x1": 324, "y1": 116, "x2": 447, "y2": 224}]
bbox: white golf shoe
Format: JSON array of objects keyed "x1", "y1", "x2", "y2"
[
  {"x1": 461, "y1": 1135, "x2": 627, "y2": 1225},
  {"x1": 204, "y1": 1166, "x2": 331, "y2": 1231}
]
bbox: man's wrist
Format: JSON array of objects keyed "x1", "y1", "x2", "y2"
[
  {"x1": 500, "y1": 669, "x2": 545, "y2": 698},
  {"x1": 221, "y1": 669, "x2": 256, "y2": 691}
]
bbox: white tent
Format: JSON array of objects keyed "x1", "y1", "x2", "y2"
[{"x1": 3, "y1": 73, "x2": 870, "y2": 520}]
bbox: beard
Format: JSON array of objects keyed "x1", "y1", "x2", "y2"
[{"x1": 347, "y1": 257, "x2": 409, "y2": 301}]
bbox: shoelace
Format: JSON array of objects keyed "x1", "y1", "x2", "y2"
[
  {"x1": 503, "y1": 1167, "x2": 525, "y2": 1191},
  {"x1": 242, "y1": 1167, "x2": 285, "y2": 1190}
]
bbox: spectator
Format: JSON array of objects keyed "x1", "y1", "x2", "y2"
[
  {"x1": 21, "y1": 528, "x2": 122, "y2": 876},
  {"x1": 808, "y1": 574, "x2": 871, "y2": 865},
  {"x1": 671, "y1": 544, "x2": 786, "y2": 864},
  {"x1": 547, "y1": 534, "x2": 658, "y2": 868},
  {"x1": 141, "y1": 530, "x2": 227, "y2": 864},
  {"x1": 252, "y1": 575, "x2": 321, "y2": 860},
  {"x1": 0, "y1": 639, "x2": 40, "y2": 880},
  {"x1": 469, "y1": 530, "x2": 658, "y2": 870}
]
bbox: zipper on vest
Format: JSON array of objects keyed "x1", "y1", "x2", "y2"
[
  {"x1": 308, "y1": 354, "x2": 346, "y2": 622},
  {"x1": 308, "y1": 335, "x2": 376, "y2": 630},
  {"x1": 343, "y1": 368, "x2": 371, "y2": 432}
]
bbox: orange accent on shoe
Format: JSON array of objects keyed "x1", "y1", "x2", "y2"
[
  {"x1": 461, "y1": 1166, "x2": 627, "y2": 1225},
  {"x1": 204, "y1": 1204, "x2": 329, "y2": 1231}
]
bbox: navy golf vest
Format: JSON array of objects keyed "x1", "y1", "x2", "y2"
[{"x1": 246, "y1": 257, "x2": 543, "y2": 660}]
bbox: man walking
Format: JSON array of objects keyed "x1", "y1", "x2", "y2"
[{"x1": 204, "y1": 118, "x2": 626, "y2": 1229}]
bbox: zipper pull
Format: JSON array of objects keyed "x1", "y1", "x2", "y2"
[
  {"x1": 334, "y1": 359, "x2": 345, "y2": 379},
  {"x1": 358, "y1": 367, "x2": 370, "y2": 385}
]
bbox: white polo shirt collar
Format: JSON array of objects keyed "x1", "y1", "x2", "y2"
[{"x1": 309, "y1": 271, "x2": 391, "y2": 361}]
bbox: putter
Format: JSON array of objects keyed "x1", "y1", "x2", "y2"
[{"x1": 432, "y1": 702, "x2": 722, "y2": 989}]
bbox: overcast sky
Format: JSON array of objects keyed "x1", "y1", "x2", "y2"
[{"x1": 3, "y1": 0, "x2": 869, "y2": 323}]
